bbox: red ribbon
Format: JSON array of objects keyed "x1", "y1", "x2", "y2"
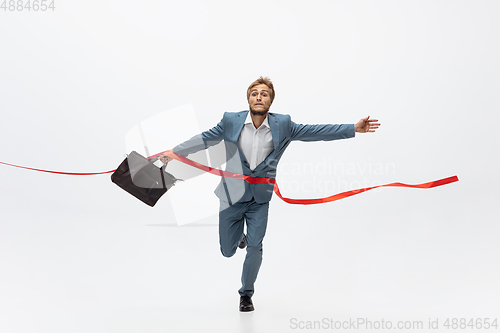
[
  {"x1": 273, "y1": 175, "x2": 459, "y2": 204},
  {"x1": 1, "y1": 151, "x2": 459, "y2": 205},
  {"x1": 0, "y1": 161, "x2": 115, "y2": 175},
  {"x1": 155, "y1": 150, "x2": 460, "y2": 205}
]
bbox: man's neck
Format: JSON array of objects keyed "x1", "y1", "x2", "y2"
[{"x1": 250, "y1": 111, "x2": 267, "y2": 129}]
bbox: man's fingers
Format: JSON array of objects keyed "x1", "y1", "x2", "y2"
[
  {"x1": 356, "y1": 117, "x2": 381, "y2": 133},
  {"x1": 158, "y1": 155, "x2": 173, "y2": 164}
]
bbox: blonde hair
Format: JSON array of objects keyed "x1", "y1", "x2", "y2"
[{"x1": 246, "y1": 76, "x2": 275, "y2": 103}]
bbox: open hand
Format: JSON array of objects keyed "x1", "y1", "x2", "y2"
[{"x1": 355, "y1": 116, "x2": 380, "y2": 133}]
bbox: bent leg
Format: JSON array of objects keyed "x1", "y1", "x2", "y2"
[{"x1": 218, "y1": 200, "x2": 247, "y2": 258}]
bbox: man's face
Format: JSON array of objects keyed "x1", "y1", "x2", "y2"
[{"x1": 248, "y1": 84, "x2": 272, "y2": 116}]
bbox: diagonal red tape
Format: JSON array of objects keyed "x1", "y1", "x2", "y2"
[
  {"x1": 1, "y1": 150, "x2": 459, "y2": 205},
  {"x1": 156, "y1": 150, "x2": 460, "y2": 205}
]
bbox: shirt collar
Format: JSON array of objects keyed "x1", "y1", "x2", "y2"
[{"x1": 245, "y1": 111, "x2": 270, "y2": 129}]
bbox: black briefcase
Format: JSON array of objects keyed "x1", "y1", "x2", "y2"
[{"x1": 111, "y1": 151, "x2": 180, "y2": 207}]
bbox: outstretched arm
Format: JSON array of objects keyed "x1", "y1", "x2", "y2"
[{"x1": 355, "y1": 116, "x2": 380, "y2": 133}]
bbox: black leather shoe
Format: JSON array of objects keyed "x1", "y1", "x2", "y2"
[
  {"x1": 239, "y1": 296, "x2": 254, "y2": 312},
  {"x1": 238, "y1": 234, "x2": 247, "y2": 249}
]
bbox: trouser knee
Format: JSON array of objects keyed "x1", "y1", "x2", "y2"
[
  {"x1": 220, "y1": 245, "x2": 237, "y2": 258},
  {"x1": 246, "y1": 243, "x2": 263, "y2": 256}
]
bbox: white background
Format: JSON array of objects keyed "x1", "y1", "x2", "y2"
[{"x1": 1, "y1": 1, "x2": 499, "y2": 332}]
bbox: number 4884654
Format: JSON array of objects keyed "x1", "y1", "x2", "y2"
[{"x1": 1, "y1": 0, "x2": 56, "y2": 11}]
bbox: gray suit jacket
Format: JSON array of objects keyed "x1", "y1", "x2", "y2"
[{"x1": 173, "y1": 111, "x2": 355, "y2": 204}]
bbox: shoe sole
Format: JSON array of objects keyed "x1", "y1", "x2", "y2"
[{"x1": 239, "y1": 306, "x2": 254, "y2": 312}]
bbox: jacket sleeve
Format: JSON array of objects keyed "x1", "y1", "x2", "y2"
[
  {"x1": 172, "y1": 116, "x2": 225, "y2": 156},
  {"x1": 290, "y1": 121, "x2": 355, "y2": 142}
]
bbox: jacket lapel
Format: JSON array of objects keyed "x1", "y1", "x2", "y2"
[
  {"x1": 268, "y1": 113, "x2": 280, "y2": 154},
  {"x1": 233, "y1": 111, "x2": 248, "y2": 142}
]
